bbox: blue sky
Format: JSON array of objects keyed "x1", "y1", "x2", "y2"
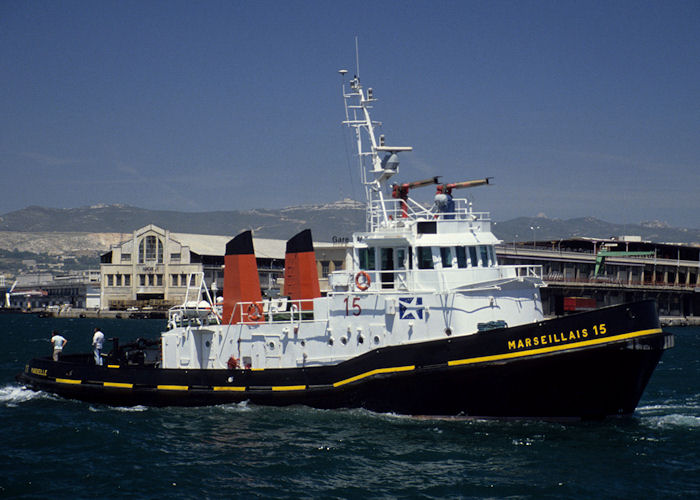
[{"x1": 2, "y1": 0, "x2": 699, "y2": 228}]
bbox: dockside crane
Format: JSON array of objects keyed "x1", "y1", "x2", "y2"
[{"x1": 594, "y1": 250, "x2": 656, "y2": 276}]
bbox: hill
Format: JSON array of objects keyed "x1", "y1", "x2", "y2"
[
  {"x1": 0, "y1": 201, "x2": 366, "y2": 242},
  {"x1": 0, "y1": 204, "x2": 698, "y2": 255}
]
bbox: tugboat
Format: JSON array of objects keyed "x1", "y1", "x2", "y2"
[{"x1": 17, "y1": 70, "x2": 674, "y2": 418}]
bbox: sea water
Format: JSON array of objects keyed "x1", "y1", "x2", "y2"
[{"x1": 1, "y1": 313, "x2": 698, "y2": 499}]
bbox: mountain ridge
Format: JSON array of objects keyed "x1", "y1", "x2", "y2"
[{"x1": 1, "y1": 204, "x2": 698, "y2": 247}]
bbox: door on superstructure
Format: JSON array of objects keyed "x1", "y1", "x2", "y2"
[
  {"x1": 197, "y1": 330, "x2": 214, "y2": 369},
  {"x1": 395, "y1": 248, "x2": 408, "y2": 290},
  {"x1": 380, "y1": 248, "x2": 394, "y2": 289}
]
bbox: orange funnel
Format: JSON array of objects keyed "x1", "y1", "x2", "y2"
[
  {"x1": 222, "y1": 230, "x2": 263, "y2": 324},
  {"x1": 283, "y1": 229, "x2": 320, "y2": 310}
]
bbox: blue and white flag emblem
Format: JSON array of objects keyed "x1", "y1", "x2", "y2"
[{"x1": 399, "y1": 297, "x2": 423, "y2": 320}]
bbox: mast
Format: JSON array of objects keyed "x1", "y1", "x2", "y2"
[{"x1": 340, "y1": 71, "x2": 412, "y2": 229}]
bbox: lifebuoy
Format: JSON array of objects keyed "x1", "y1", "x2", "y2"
[
  {"x1": 247, "y1": 302, "x2": 263, "y2": 321},
  {"x1": 355, "y1": 271, "x2": 371, "y2": 291},
  {"x1": 227, "y1": 356, "x2": 239, "y2": 369}
]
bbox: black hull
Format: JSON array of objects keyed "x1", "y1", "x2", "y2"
[{"x1": 16, "y1": 300, "x2": 673, "y2": 418}]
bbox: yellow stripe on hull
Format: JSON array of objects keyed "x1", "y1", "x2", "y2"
[
  {"x1": 103, "y1": 382, "x2": 133, "y2": 389},
  {"x1": 55, "y1": 378, "x2": 81, "y2": 385},
  {"x1": 449, "y1": 328, "x2": 663, "y2": 367},
  {"x1": 271, "y1": 385, "x2": 306, "y2": 391},
  {"x1": 157, "y1": 385, "x2": 189, "y2": 391},
  {"x1": 333, "y1": 365, "x2": 415, "y2": 388}
]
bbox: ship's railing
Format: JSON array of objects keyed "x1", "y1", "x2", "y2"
[
  {"x1": 513, "y1": 265, "x2": 543, "y2": 279},
  {"x1": 368, "y1": 198, "x2": 490, "y2": 231},
  {"x1": 227, "y1": 298, "x2": 324, "y2": 325},
  {"x1": 329, "y1": 264, "x2": 543, "y2": 294},
  {"x1": 543, "y1": 273, "x2": 698, "y2": 290},
  {"x1": 167, "y1": 272, "x2": 221, "y2": 329}
]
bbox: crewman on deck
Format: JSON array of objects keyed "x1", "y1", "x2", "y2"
[
  {"x1": 434, "y1": 185, "x2": 455, "y2": 219},
  {"x1": 92, "y1": 327, "x2": 105, "y2": 366},
  {"x1": 50, "y1": 330, "x2": 67, "y2": 361}
]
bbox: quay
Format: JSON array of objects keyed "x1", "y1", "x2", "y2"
[
  {"x1": 3, "y1": 228, "x2": 699, "y2": 326},
  {"x1": 497, "y1": 237, "x2": 699, "y2": 325}
]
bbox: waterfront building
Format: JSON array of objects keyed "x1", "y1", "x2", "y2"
[
  {"x1": 497, "y1": 237, "x2": 700, "y2": 323},
  {"x1": 99, "y1": 225, "x2": 346, "y2": 311},
  {"x1": 5, "y1": 271, "x2": 101, "y2": 310}
]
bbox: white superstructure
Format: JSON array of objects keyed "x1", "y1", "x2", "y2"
[{"x1": 160, "y1": 73, "x2": 545, "y2": 371}]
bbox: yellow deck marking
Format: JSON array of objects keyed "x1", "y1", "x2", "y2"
[
  {"x1": 55, "y1": 378, "x2": 81, "y2": 385},
  {"x1": 333, "y1": 365, "x2": 415, "y2": 388},
  {"x1": 271, "y1": 385, "x2": 306, "y2": 391},
  {"x1": 103, "y1": 382, "x2": 133, "y2": 389},
  {"x1": 157, "y1": 385, "x2": 189, "y2": 391},
  {"x1": 448, "y1": 328, "x2": 663, "y2": 367},
  {"x1": 212, "y1": 386, "x2": 246, "y2": 392}
]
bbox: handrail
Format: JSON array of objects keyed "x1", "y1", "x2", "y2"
[
  {"x1": 331, "y1": 265, "x2": 542, "y2": 293},
  {"x1": 228, "y1": 298, "x2": 325, "y2": 324},
  {"x1": 367, "y1": 198, "x2": 490, "y2": 230}
]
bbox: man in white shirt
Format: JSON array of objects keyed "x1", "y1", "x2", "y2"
[
  {"x1": 92, "y1": 327, "x2": 105, "y2": 366},
  {"x1": 50, "y1": 330, "x2": 67, "y2": 361}
]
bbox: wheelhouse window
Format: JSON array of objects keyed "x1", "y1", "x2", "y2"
[
  {"x1": 479, "y1": 246, "x2": 490, "y2": 267},
  {"x1": 417, "y1": 247, "x2": 434, "y2": 269},
  {"x1": 440, "y1": 247, "x2": 453, "y2": 268},
  {"x1": 358, "y1": 248, "x2": 375, "y2": 270},
  {"x1": 456, "y1": 247, "x2": 468, "y2": 268},
  {"x1": 396, "y1": 249, "x2": 406, "y2": 270},
  {"x1": 469, "y1": 246, "x2": 479, "y2": 267}
]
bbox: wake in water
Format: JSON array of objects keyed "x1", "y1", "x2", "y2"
[
  {"x1": 89, "y1": 404, "x2": 150, "y2": 413},
  {"x1": 0, "y1": 383, "x2": 55, "y2": 407},
  {"x1": 637, "y1": 398, "x2": 700, "y2": 429}
]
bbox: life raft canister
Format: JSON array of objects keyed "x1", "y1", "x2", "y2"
[{"x1": 355, "y1": 271, "x2": 371, "y2": 291}]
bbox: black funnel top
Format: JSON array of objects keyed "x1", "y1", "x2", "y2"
[
  {"x1": 285, "y1": 229, "x2": 314, "y2": 254},
  {"x1": 226, "y1": 230, "x2": 255, "y2": 256}
]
